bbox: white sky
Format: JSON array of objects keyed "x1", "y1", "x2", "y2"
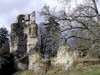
[
  {"x1": 0, "y1": 0, "x2": 100, "y2": 31},
  {"x1": 0, "y1": 0, "x2": 61, "y2": 31}
]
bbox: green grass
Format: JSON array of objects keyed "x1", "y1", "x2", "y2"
[
  {"x1": 13, "y1": 65, "x2": 100, "y2": 75},
  {"x1": 13, "y1": 68, "x2": 100, "y2": 75},
  {"x1": 13, "y1": 70, "x2": 34, "y2": 75},
  {"x1": 80, "y1": 68, "x2": 100, "y2": 75}
]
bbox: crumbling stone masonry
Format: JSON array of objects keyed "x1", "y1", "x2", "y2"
[{"x1": 10, "y1": 11, "x2": 38, "y2": 70}]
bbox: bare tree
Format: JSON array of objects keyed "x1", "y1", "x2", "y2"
[{"x1": 40, "y1": 0, "x2": 100, "y2": 58}]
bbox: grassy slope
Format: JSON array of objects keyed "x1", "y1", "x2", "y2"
[
  {"x1": 13, "y1": 68, "x2": 100, "y2": 75},
  {"x1": 80, "y1": 68, "x2": 100, "y2": 75},
  {"x1": 13, "y1": 65, "x2": 100, "y2": 75},
  {"x1": 13, "y1": 70, "x2": 34, "y2": 75}
]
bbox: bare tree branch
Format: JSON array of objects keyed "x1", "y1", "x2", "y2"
[
  {"x1": 65, "y1": 35, "x2": 92, "y2": 41},
  {"x1": 60, "y1": 27, "x2": 87, "y2": 32}
]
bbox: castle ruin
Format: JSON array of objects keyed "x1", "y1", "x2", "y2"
[
  {"x1": 10, "y1": 11, "x2": 38, "y2": 70},
  {"x1": 10, "y1": 11, "x2": 76, "y2": 72}
]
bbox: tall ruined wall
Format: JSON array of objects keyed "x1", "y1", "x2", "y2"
[{"x1": 10, "y1": 11, "x2": 38, "y2": 70}]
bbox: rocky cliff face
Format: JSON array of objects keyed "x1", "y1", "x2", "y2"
[{"x1": 10, "y1": 11, "x2": 38, "y2": 70}]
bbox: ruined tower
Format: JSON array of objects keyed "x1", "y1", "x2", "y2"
[{"x1": 10, "y1": 11, "x2": 38, "y2": 70}]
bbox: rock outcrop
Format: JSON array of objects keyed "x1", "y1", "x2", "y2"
[
  {"x1": 28, "y1": 52, "x2": 48, "y2": 75},
  {"x1": 52, "y1": 44, "x2": 78, "y2": 70},
  {"x1": 10, "y1": 11, "x2": 38, "y2": 70}
]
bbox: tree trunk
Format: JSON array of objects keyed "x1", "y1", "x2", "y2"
[{"x1": 92, "y1": 0, "x2": 100, "y2": 24}]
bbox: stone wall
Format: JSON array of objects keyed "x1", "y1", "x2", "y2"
[{"x1": 10, "y1": 11, "x2": 38, "y2": 70}]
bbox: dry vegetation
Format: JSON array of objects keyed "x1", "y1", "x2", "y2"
[{"x1": 13, "y1": 58, "x2": 100, "y2": 75}]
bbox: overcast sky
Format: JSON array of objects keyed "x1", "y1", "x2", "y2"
[
  {"x1": 0, "y1": 0, "x2": 61, "y2": 31},
  {"x1": 0, "y1": 0, "x2": 100, "y2": 31}
]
